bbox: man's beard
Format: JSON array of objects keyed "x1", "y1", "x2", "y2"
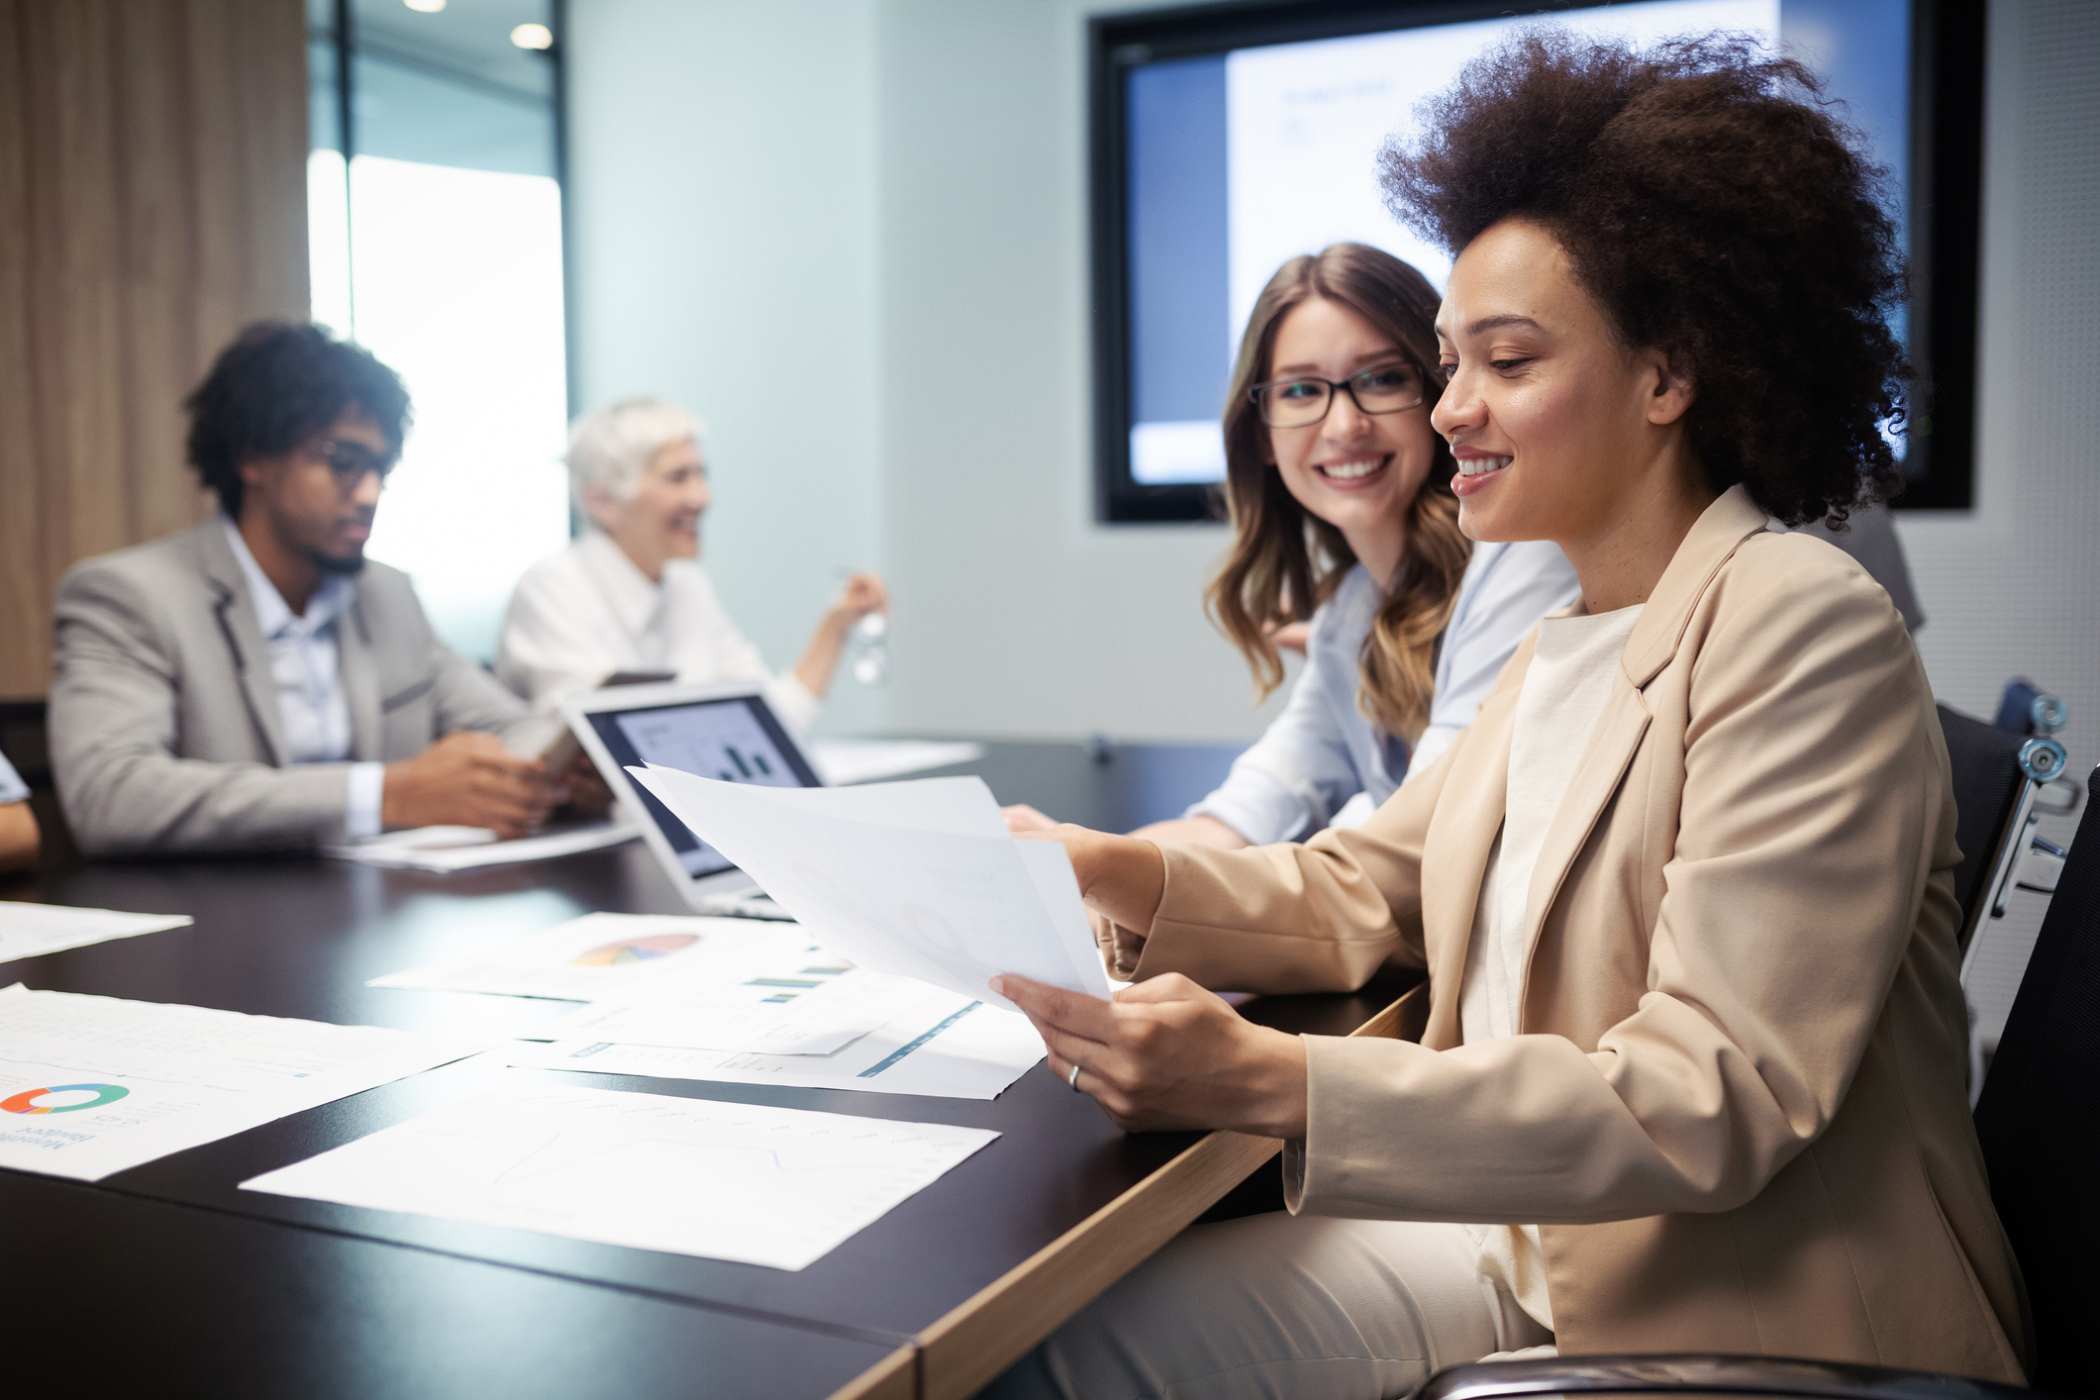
[{"x1": 313, "y1": 547, "x2": 368, "y2": 576}]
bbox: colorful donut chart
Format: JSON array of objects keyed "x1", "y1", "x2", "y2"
[{"x1": 2, "y1": 1082, "x2": 130, "y2": 1115}]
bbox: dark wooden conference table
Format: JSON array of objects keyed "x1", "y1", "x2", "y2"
[{"x1": 0, "y1": 740, "x2": 1420, "y2": 1399}]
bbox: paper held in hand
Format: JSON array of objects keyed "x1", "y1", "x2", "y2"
[{"x1": 625, "y1": 768, "x2": 1111, "y2": 1013}]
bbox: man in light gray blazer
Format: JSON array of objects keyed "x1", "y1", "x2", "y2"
[{"x1": 51, "y1": 323, "x2": 561, "y2": 857}]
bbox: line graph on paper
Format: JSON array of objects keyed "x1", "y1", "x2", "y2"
[{"x1": 239, "y1": 1083, "x2": 998, "y2": 1270}]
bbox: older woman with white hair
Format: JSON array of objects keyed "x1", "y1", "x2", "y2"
[{"x1": 496, "y1": 397, "x2": 887, "y2": 727}]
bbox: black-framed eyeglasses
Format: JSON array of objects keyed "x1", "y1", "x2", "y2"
[
  {"x1": 310, "y1": 438, "x2": 398, "y2": 487},
  {"x1": 1249, "y1": 362, "x2": 1430, "y2": 428}
]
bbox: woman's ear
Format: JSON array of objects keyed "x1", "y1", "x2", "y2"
[
  {"x1": 578, "y1": 483, "x2": 617, "y2": 531},
  {"x1": 1644, "y1": 347, "x2": 1697, "y2": 427}
]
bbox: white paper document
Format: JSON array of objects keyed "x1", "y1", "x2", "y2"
[
  {"x1": 0, "y1": 902, "x2": 193, "y2": 964},
  {"x1": 324, "y1": 819, "x2": 637, "y2": 872},
  {"x1": 809, "y1": 739, "x2": 986, "y2": 786},
  {"x1": 511, "y1": 977, "x2": 1044, "y2": 1100},
  {"x1": 627, "y1": 769, "x2": 1110, "y2": 1013},
  {"x1": 241, "y1": 1082, "x2": 999, "y2": 1270},
  {"x1": 369, "y1": 912, "x2": 808, "y2": 1004},
  {"x1": 0, "y1": 985, "x2": 477, "y2": 1182},
  {"x1": 543, "y1": 964, "x2": 899, "y2": 1057}
]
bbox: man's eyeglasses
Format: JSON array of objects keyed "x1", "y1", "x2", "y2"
[
  {"x1": 1249, "y1": 362, "x2": 1430, "y2": 429},
  {"x1": 310, "y1": 439, "x2": 397, "y2": 487}
]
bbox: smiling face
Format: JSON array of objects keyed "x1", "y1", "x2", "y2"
[
  {"x1": 1263, "y1": 295, "x2": 1439, "y2": 581},
  {"x1": 590, "y1": 436, "x2": 712, "y2": 582},
  {"x1": 1431, "y1": 218, "x2": 1694, "y2": 549}
]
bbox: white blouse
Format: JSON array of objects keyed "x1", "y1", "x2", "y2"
[
  {"x1": 1459, "y1": 600, "x2": 1646, "y2": 1334},
  {"x1": 494, "y1": 531, "x2": 820, "y2": 730}
]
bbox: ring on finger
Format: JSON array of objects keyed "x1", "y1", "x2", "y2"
[{"x1": 1067, "y1": 1061, "x2": 1083, "y2": 1092}]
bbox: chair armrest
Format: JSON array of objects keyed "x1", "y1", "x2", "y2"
[{"x1": 1418, "y1": 1353, "x2": 2037, "y2": 1400}]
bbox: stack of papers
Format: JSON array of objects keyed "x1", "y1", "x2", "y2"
[
  {"x1": 628, "y1": 769, "x2": 1110, "y2": 1014},
  {"x1": 0, "y1": 985, "x2": 478, "y2": 1181},
  {"x1": 241, "y1": 1082, "x2": 999, "y2": 1271},
  {"x1": 368, "y1": 910, "x2": 1046, "y2": 1100},
  {"x1": 324, "y1": 819, "x2": 637, "y2": 873},
  {"x1": 0, "y1": 902, "x2": 192, "y2": 964}
]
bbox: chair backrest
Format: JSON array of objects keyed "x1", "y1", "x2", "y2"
[
  {"x1": 1972, "y1": 765, "x2": 2100, "y2": 1394},
  {"x1": 1936, "y1": 704, "x2": 2035, "y2": 955}
]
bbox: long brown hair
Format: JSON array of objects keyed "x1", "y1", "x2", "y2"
[{"x1": 1205, "y1": 243, "x2": 1471, "y2": 744}]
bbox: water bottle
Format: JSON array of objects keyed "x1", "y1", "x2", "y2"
[{"x1": 851, "y1": 612, "x2": 889, "y2": 686}]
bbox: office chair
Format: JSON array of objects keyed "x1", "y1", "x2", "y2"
[
  {"x1": 1937, "y1": 701, "x2": 2068, "y2": 963},
  {"x1": 1416, "y1": 763, "x2": 2100, "y2": 1400}
]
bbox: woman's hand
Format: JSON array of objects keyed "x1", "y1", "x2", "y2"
[
  {"x1": 993, "y1": 972, "x2": 1308, "y2": 1138},
  {"x1": 1001, "y1": 803, "x2": 1059, "y2": 834},
  {"x1": 828, "y1": 571, "x2": 889, "y2": 625},
  {"x1": 1014, "y1": 823, "x2": 1167, "y2": 936}
]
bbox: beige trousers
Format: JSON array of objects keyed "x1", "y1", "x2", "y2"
[{"x1": 985, "y1": 1212, "x2": 1553, "y2": 1400}]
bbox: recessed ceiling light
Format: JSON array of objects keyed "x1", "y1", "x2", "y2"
[
  {"x1": 510, "y1": 22, "x2": 553, "y2": 50},
  {"x1": 402, "y1": 0, "x2": 446, "y2": 13}
]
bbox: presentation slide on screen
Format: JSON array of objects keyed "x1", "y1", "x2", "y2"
[{"x1": 1125, "y1": 0, "x2": 1910, "y2": 486}]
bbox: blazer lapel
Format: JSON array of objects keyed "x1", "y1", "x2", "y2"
[
  {"x1": 198, "y1": 523, "x2": 289, "y2": 767},
  {"x1": 1417, "y1": 634, "x2": 1531, "y2": 1050},
  {"x1": 1510, "y1": 485, "x2": 1772, "y2": 1027},
  {"x1": 340, "y1": 598, "x2": 382, "y2": 762}
]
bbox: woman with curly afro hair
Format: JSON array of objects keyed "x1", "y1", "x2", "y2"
[{"x1": 987, "y1": 30, "x2": 2029, "y2": 1399}]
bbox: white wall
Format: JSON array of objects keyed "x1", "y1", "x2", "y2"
[
  {"x1": 568, "y1": 0, "x2": 2099, "y2": 1028},
  {"x1": 564, "y1": 0, "x2": 888, "y2": 737}
]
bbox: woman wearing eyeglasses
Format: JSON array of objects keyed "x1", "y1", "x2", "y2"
[
  {"x1": 990, "y1": 31, "x2": 2026, "y2": 1398},
  {"x1": 1008, "y1": 245, "x2": 1578, "y2": 881}
]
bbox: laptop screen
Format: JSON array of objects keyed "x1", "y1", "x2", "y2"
[{"x1": 582, "y1": 694, "x2": 821, "y2": 879}]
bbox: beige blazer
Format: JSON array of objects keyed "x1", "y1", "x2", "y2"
[
  {"x1": 51, "y1": 520, "x2": 541, "y2": 856},
  {"x1": 1132, "y1": 487, "x2": 2029, "y2": 1382}
]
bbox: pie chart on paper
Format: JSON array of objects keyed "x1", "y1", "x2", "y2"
[{"x1": 570, "y1": 933, "x2": 700, "y2": 968}]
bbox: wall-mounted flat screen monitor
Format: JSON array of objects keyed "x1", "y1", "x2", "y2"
[{"x1": 1091, "y1": 0, "x2": 1981, "y2": 522}]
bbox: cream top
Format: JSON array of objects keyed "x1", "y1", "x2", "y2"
[{"x1": 1459, "y1": 601, "x2": 1645, "y2": 1332}]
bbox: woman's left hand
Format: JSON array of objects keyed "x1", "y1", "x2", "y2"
[{"x1": 992, "y1": 972, "x2": 1308, "y2": 1138}]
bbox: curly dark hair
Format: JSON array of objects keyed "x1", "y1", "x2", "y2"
[
  {"x1": 184, "y1": 322, "x2": 412, "y2": 517},
  {"x1": 1379, "y1": 29, "x2": 1907, "y2": 527}
]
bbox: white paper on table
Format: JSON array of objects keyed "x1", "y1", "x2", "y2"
[
  {"x1": 0, "y1": 902, "x2": 193, "y2": 964},
  {"x1": 628, "y1": 767, "x2": 1109, "y2": 1014},
  {"x1": 0, "y1": 984, "x2": 478, "y2": 1183},
  {"x1": 543, "y1": 964, "x2": 902, "y2": 1057},
  {"x1": 240, "y1": 1082, "x2": 999, "y2": 1271},
  {"x1": 369, "y1": 912, "x2": 810, "y2": 1003},
  {"x1": 511, "y1": 979, "x2": 1044, "y2": 1100},
  {"x1": 809, "y1": 739, "x2": 986, "y2": 786},
  {"x1": 324, "y1": 819, "x2": 638, "y2": 872}
]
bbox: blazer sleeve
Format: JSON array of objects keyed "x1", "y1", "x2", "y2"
[
  {"x1": 1284, "y1": 563, "x2": 1945, "y2": 1223},
  {"x1": 1129, "y1": 731, "x2": 1461, "y2": 994},
  {"x1": 50, "y1": 562, "x2": 355, "y2": 855}
]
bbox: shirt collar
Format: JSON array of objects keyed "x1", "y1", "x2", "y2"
[
  {"x1": 577, "y1": 529, "x2": 667, "y2": 635},
  {"x1": 220, "y1": 517, "x2": 355, "y2": 640}
]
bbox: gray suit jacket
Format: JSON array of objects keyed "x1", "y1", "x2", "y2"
[{"x1": 51, "y1": 520, "x2": 542, "y2": 856}]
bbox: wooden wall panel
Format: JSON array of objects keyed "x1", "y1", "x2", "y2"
[{"x1": 0, "y1": 0, "x2": 308, "y2": 695}]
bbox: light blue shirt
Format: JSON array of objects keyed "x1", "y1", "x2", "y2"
[
  {"x1": 221, "y1": 521, "x2": 385, "y2": 838},
  {"x1": 1191, "y1": 540, "x2": 1582, "y2": 844},
  {"x1": 0, "y1": 747, "x2": 26, "y2": 805}
]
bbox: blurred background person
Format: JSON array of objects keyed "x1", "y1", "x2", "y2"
[{"x1": 496, "y1": 396, "x2": 887, "y2": 728}]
